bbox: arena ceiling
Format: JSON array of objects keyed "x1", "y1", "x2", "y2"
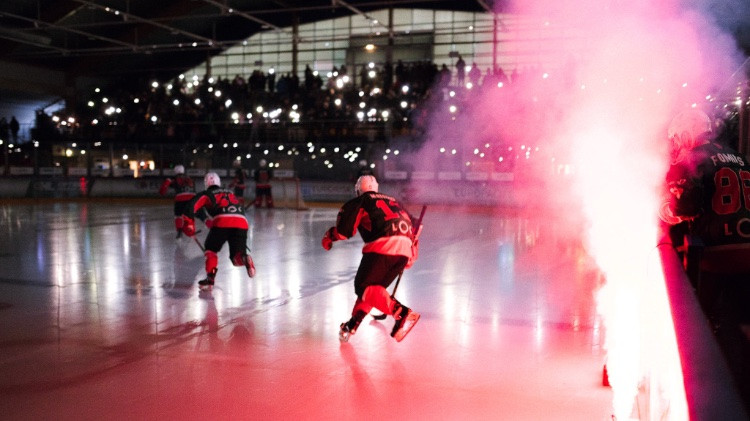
[{"x1": 0, "y1": 0, "x2": 491, "y2": 81}]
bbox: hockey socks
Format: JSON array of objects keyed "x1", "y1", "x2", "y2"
[
  {"x1": 360, "y1": 285, "x2": 394, "y2": 315},
  {"x1": 232, "y1": 253, "x2": 256, "y2": 278}
]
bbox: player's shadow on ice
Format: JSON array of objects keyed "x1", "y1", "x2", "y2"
[
  {"x1": 164, "y1": 241, "x2": 206, "y2": 297},
  {"x1": 367, "y1": 317, "x2": 391, "y2": 336},
  {"x1": 193, "y1": 290, "x2": 256, "y2": 354},
  {"x1": 339, "y1": 343, "x2": 377, "y2": 407}
]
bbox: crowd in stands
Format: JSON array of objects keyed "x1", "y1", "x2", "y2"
[
  {"x1": 39, "y1": 58, "x2": 525, "y2": 146},
  {"x1": 9, "y1": 57, "x2": 561, "y2": 180}
]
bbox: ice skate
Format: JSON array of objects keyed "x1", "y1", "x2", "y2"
[
  {"x1": 245, "y1": 254, "x2": 256, "y2": 278},
  {"x1": 198, "y1": 269, "x2": 216, "y2": 291},
  {"x1": 198, "y1": 278, "x2": 214, "y2": 291},
  {"x1": 338, "y1": 311, "x2": 366, "y2": 342},
  {"x1": 339, "y1": 322, "x2": 355, "y2": 342},
  {"x1": 391, "y1": 305, "x2": 420, "y2": 342}
]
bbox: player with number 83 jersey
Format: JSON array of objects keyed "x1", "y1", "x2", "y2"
[
  {"x1": 666, "y1": 142, "x2": 750, "y2": 245},
  {"x1": 662, "y1": 109, "x2": 750, "y2": 246}
]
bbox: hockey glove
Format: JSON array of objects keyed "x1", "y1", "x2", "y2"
[
  {"x1": 658, "y1": 201, "x2": 683, "y2": 225},
  {"x1": 182, "y1": 216, "x2": 196, "y2": 237},
  {"x1": 322, "y1": 227, "x2": 335, "y2": 250}
]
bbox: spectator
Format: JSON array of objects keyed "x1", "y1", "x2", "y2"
[
  {"x1": 0, "y1": 117, "x2": 8, "y2": 141},
  {"x1": 510, "y1": 68, "x2": 519, "y2": 84},
  {"x1": 438, "y1": 64, "x2": 451, "y2": 87},
  {"x1": 51, "y1": 58, "x2": 529, "y2": 156},
  {"x1": 267, "y1": 70, "x2": 276, "y2": 94},
  {"x1": 468, "y1": 63, "x2": 482, "y2": 86},
  {"x1": 304, "y1": 64, "x2": 314, "y2": 91},
  {"x1": 455, "y1": 54, "x2": 466, "y2": 86}
]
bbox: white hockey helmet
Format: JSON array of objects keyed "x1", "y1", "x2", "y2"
[
  {"x1": 204, "y1": 172, "x2": 221, "y2": 188},
  {"x1": 173, "y1": 165, "x2": 185, "y2": 175},
  {"x1": 668, "y1": 109, "x2": 712, "y2": 164},
  {"x1": 355, "y1": 175, "x2": 378, "y2": 196}
]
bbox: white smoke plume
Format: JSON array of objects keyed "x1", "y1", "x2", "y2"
[{"x1": 413, "y1": 0, "x2": 746, "y2": 418}]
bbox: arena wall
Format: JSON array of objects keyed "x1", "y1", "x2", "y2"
[{"x1": 0, "y1": 176, "x2": 520, "y2": 207}]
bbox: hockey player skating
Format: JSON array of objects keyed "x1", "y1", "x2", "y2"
[
  {"x1": 228, "y1": 165, "x2": 248, "y2": 208},
  {"x1": 322, "y1": 175, "x2": 421, "y2": 342},
  {"x1": 182, "y1": 172, "x2": 256, "y2": 290},
  {"x1": 159, "y1": 165, "x2": 196, "y2": 238},
  {"x1": 253, "y1": 159, "x2": 273, "y2": 208}
]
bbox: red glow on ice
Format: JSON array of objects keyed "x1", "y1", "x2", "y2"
[
  {"x1": 497, "y1": 0, "x2": 739, "y2": 418},
  {"x1": 408, "y1": 0, "x2": 743, "y2": 415},
  {"x1": 444, "y1": 0, "x2": 745, "y2": 418}
]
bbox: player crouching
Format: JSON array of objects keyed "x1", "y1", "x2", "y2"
[
  {"x1": 182, "y1": 172, "x2": 256, "y2": 290},
  {"x1": 322, "y1": 175, "x2": 421, "y2": 342}
]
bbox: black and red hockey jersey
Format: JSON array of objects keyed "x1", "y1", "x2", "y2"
[
  {"x1": 188, "y1": 185, "x2": 249, "y2": 229},
  {"x1": 254, "y1": 168, "x2": 272, "y2": 188},
  {"x1": 332, "y1": 191, "x2": 414, "y2": 257},
  {"x1": 159, "y1": 175, "x2": 196, "y2": 202},
  {"x1": 229, "y1": 170, "x2": 247, "y2": 190},
  {"x1": 666, "y1": 142, "x2": 750, "y2": 246}
]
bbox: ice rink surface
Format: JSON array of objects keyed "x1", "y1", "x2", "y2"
[{"x1": 0, "y1": 200, "x2": 613, "y2": 420}]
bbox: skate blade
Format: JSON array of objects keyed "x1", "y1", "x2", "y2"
[
  {"x1": 393, "y1": 312, "x2": 420, "y2": 342},
  {"x1": 339, "y1": 331, "x2": 351, "y2": 342},
  {"x1": 198, "y1": 284, "x2": 214, "y2": 291}
]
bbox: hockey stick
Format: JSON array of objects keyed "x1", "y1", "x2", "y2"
[
  {"x1": 373, "y1": 204, "x2": 427, "y2": 320},
  {"x1": 392, "y1": 204, "x2": 426, "y2": 297},
  {"x1": 191, "y1": 235, "x2": 205, "y2": 252}
]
